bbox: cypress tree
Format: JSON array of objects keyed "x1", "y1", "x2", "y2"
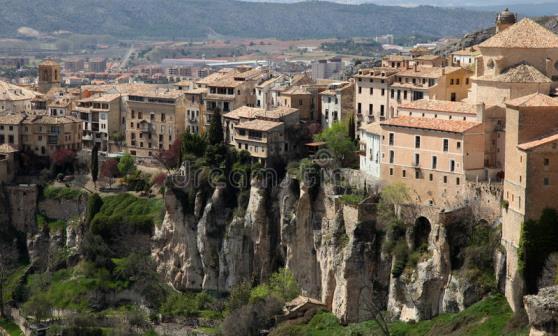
[
  {"x1": 208, "y1": 109, "x2": 224, "y2": 145},
  {"x1": 91, "y1": 144, "x2": 99, "y2": 187}
]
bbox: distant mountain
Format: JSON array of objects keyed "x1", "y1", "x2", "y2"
[{"x1": 0, "y1": 0, "x2": 494, "y2": 40}]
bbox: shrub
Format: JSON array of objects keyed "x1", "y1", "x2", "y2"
[{"x1": 43, "y1": 186, "x2": 85, "y2": 200}]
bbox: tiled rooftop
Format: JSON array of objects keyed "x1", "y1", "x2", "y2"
[
  {"x1": 518, "y1": 131, "x2": 558, "y2": 151},
  {"x1": 480, "y1": 18, "x2": 558, "y2": 49},
  {"x1": 506, "y1": 93, "x2": 558, "y2": 108},
  {"x1": 381, "y1": 116, "x2": 481, "y2": 133},
  {"x1": 478, "y1": 64, "x2": 551, "y2": 83},
  {"x1": 399, "y1": 100, "x2": 478, "y2": 115},
  {"x1": 224, "y1": 106, "x2": 263, "y2": 120},
  {"x1": 236, "y1": 119, "x2": 283, "y2": 132}
]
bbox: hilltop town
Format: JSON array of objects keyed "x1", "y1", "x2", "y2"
[{"x1": 0, "y1": 7, "x2": 557, "y2": 336}]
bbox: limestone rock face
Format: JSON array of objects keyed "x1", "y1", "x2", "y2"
[
  {"x1": 388, "y1": 222, "x2": 451, "y2": 321},
  {"x1": 150, "y1": 173, "x2": 503, "y2": 323},
  {"x1": 441, "y1": 274, "x2": 482, "y2": 313},
  {"x1": 524, "y1": 286, "x2": 558, "y2": 336},
  {"x1": 152, "y1": 189, "x2": 204, "y2": 290}
]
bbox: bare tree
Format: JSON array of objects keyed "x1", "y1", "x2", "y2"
[{"x1": 361, "y1": 285, "x2": 391, "y2": 336}]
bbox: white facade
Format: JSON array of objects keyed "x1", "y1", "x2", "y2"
[
  {"x1": 359, "y1": 127, "x2": 381, "y2": 178},
  {"x1": 321, "y1": 94, "x2": 341, "y2": 128}
]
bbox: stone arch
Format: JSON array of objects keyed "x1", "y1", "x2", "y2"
[{"x1": 413, "y1": 216, "x2": 431, "y2": 250}]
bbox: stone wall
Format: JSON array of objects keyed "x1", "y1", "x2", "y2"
[
  {"x1": 5, "y1": 184, "x2": 38, "y2": 234},
  {"x1": 38, "y1": 196, "x2": 88, "y2": 221}
]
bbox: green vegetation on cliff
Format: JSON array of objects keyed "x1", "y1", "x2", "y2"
[{"x1": 270, "y1": 295, "x2": 528, "y2": 336}]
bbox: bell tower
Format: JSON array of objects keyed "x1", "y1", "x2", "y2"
[
  {"x1": 38, "y1": 59, "x2": 61, "y2": 94},
  {"x1": 496, "y1": 8, "x2": 517, "y2": 33}
]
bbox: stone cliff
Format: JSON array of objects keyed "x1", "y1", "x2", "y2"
[{"x1": 152, "y1": 174, "x2": 505, "y2": 323}]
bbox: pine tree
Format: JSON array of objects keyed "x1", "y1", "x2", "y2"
[
  {"x1": 208, "y1": 109, "x2": 224, "y2": 145},
  {"x1": 91, "y1": 144, "x2": 99, "y2": 188}
]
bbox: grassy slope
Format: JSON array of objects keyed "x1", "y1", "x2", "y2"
[
  {"x1": 271, "y1": 295, "x2": 529, "y2": 336},
  {"x1": 0, "y1": 319, "x2": 23, "y2": 336}
]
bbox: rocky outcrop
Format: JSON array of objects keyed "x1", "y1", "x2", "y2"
[
  {"x1": 387, "y1": 220, "x2": 451, "y2": 321},
  {"x1": 152, "y1": 172, "x2": 506, "y2": 323},
  {"x1": 524, "y1": 286, "x2": 558, "y2": 336}
]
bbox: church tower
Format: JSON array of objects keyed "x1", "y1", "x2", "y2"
[
  {"x1": 38, "y1": 59, "x2": 61, "y2": 94},
  {"x1": 496, "y1": 8, "x2": 517, "y2": 33}
]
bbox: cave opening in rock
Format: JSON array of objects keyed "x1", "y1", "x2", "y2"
[{"x1": 414, "y1": 216, "x2": 431, "y2": 249}]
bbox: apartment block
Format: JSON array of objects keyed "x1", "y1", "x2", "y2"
[
  {"x1": 354, "y1": 68, "x2": 399, "y2": 126},
  {"x1": 380, "y1": 116, "x2": 484, "y2": 206},
  {"x1": 125, "y1": 89, "x2": 186, "y2": 157},
  {"x1": 74, "y1": 94, "x2": 124, "y2": 152},
  {"x1": 196, "y1": 67, "x2": 267, "y2": 127}
]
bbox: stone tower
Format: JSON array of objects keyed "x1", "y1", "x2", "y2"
[
  {"x1": 496, "y1": 8, "x2": 517, "y2": 33},
  {"x1": 38, "y1": 59, "x2": 61, "y2": 94}
]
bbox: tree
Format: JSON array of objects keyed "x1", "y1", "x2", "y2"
[
  {"x1": 111, "y1": 131, "x2": 124, "y2": 150},
  {"x1": 117, "y1": 153, "x2": 136, "y2": 177},
  {"x1": 182, "y1": 132, "x2": 207, "y2": 158},
  {"x1": 91, "y1": 145, "x2": 99, "y2": 188},
  {"x1": 377, "y1": 182, "x2": 410, "y2": 224},
  {"x1": 86, "y1": 193, "x2": 103, "y2": 225},
  {"x1": 0, "y1": 242, "x2": 18, "y2": 318},
  {"x1": 314, "y1": 121, "x2": 356, "y2": 161},
  {"x1": 101, "y1": 159, "x2": 119, "y2": 188},
  {"x1": 155, "y1": 138, "x2": 182, "y2": 172},
  {"x1": 51, "y1": 148, "x2": 76, "y2": 173},
  {"x1": 207, "y1": 109, "x2": 224, "y2": 145}
]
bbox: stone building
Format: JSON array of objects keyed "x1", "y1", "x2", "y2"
[
  {"x1": 195, "y1": 67, "x2": 267, "y2": 128},
  {"x1": 388, "y1": 65, "x2": 472, "y2": 117},
  {"x1": 0, "y1": 81, "x2": 37, "y2": 114},
  {"x1": 380, "y1": 116, "x2": 485, "y2": 206},
  {"x1": 74, "y1": 93, "x2": 125, "y2": 152},
  {"x1": 501, "y1": 93, "x2": 558, "y2": 310},
  {"x1": 125, "y1": 89, "x2": 186, "y2": 157},
  {"x1": 0, "y1": 143, "x2": 17, "y2": 183},
  {"x1": 183, "y1": 88, "x2": 207, "y2": 135},
  {"x1": 38, "y1": 60, "x2": 61, "y2": 94},
  {"x1": 354, "y1": 67, "x2": 399, "y2": 126}
]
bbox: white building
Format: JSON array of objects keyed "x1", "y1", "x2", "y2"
[
  {"x1": 359, "y1": 122, "x2": 382, "y2": 178},
  {"x1": 319, "y1": 82, "x2": 354, "y2": 129}
]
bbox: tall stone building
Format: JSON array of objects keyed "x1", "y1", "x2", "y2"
[{"x1": 38, "y1": 60, "x2": 61, "y2": 94}]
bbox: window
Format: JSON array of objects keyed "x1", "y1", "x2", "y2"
[
  {"x1": 161, "y1": 113, "x2": 166, "y2": 122},
  {"x1": 544, "y1": 158, "x2": 550, "y2": 166},
  {"x1": 415, "y1": 170, "x2": 420, "y2": 179},
  {"x1": 443, "y1": 139, "x2": 449, "y2": 152},
  {"x1": 369, "y1": 88, "x2": 373, "y2": 95},
  {"x1": 381, "y1": 89, "x2": 385, "y2": 96},
  {"x1": 450, "y1": 79, "x2": 454, "y2": 85},
  {"x1": 429, "y1": 173, "x2": 433, "y2": 181},
  {"x1": 402, "y1": 169, "x2": 406, "y2": 178},
  {"x1": 389, "y1": 150, "x2": 394, "y2": 163},
  {"x1": 380, "y1": 105, "x2": 385, "y2": 116},
  {"x1": 415, "y1": 136, "x2": 421, "y2": 148},
  {"x1": 443, "y1": 176, "x2": 447, "y2": 183},
  {"x1": 415, "y1": 153, "x2": 420, "y2": 166},
  {"x1": 456, "y1": 177, "x2": 460, "y2": 185},
  {"x1": 450, "y1": 160, "x2": 455, "y2": 172},
  {"x1": 389, "y1": 133, "x2": 394, "y2": 146},
  {"x1": 358, "y1": 87, "x2": 362, "y2": 94},
  {"x1": 544, "y1": 177, "x2": 550, "y2": 186},
  {"x1": 389, "y1": 168, "x2": 393, "y2": 176},
  {"x1": 432, "y1": 156, "x2": 437, "y2": 169},
  {"x1": 456, "y1": 141, "x2": 461, "y2": 150},
  {"x1": 369, "y1": 104, "x2": 373, "y2": 115},
  {"x1": 357, "y1": 103, "x2": 362, "y2": 114}
]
